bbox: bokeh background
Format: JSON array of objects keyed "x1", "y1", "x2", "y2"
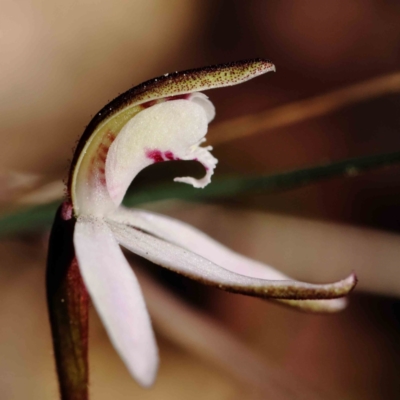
[{"x1": 1, "y1": 1, "x2": 400, "y2": 399}]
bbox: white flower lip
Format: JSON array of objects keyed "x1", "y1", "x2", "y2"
[{"x1": 105, "y1": 94, "x2": 217, "y2": 209}]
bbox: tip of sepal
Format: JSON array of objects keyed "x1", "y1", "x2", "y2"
[
  {"x1": 283, "y1": 271, "x2": 358, "y2": 300},
  {"x1": 132, "y1": 361, "x2": 159, "y2": 388},
  {"x1": 274, "y1": 273, "x2": 357, "y2": 313},
  {"x1": 337, "y1": 271, "x2": 358, "y2": 296},
  {"x1": 276, "y1": 297, "x2": 349, "y2": 314},
  {"x1": 228, "y1": 58, "x2": 276, "y2": 74},
  {"x1": 215, "y1": 271, "x2": 358, "y2": 301}
]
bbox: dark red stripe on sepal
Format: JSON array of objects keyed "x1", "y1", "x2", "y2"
[{"x1": 46, "y1": 202, "x2": 89, "y2": 400}]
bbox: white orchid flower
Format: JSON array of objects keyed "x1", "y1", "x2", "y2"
[{"x1": 47, "y1": 59, "x2": 356, "y2": 396}]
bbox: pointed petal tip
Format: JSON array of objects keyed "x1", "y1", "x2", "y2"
[
  {"x1": 130, "y1": 356, "x2": 159, "y2": 388},
  {"x1": 285, "y1": 271, "x2": 358, "y2": 300}
]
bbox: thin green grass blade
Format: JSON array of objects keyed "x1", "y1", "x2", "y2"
[
  {"x1": 123, "y1": 151, "x2": 400, "y2": 205},
  {"x1": 0, "y1": 202, "x2": 59, "y2": 236},
  {"x1": 0, "y1": 151, "x2": 399, "y2": 237}
]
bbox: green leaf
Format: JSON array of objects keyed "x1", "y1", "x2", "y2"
[
  {"x1": 0, "y1": 202, "x2": 59, "y2": 237},
  {"x1": 1, "y1": 151, "x2": 400, "y2": 237}
]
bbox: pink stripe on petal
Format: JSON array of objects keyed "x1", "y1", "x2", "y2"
[{"x1": 74, "y1": 217, "x2": 158, "y2": 386}]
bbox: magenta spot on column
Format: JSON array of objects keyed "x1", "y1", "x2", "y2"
[
  {"x1": 141, "y1": 100, "x2": 158, "y2": 109},
  {"x1": 99, "y1": 144, "x2": 108, "y2": 155},
  {"x1": 146, "y1": 149, "x2": 181, "y2": 163},
  {"x1": 167, "y1": 94, "x2": 190, "y2": 101},
  {"x1": 164, "y1": 151, "x2": 176, "y2": 160},
  {"x1": 146, "y1": 149, "x2": 164, "y2": 163}
]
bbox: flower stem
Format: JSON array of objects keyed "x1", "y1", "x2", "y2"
[{"x1": 46, "y1": 202, "x2": 89, "y2": 400}]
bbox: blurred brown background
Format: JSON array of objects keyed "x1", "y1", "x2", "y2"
[{"x1": 1, "y1": 1, "x2": 400, "y2": 399}]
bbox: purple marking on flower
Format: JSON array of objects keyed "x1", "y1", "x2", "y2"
[
  {"x1": 146, "y1": 149, "x2": 181, "y2": 163},
  {"x1": 142, "y1": 94, "x2": 190, "y2": 110},
  {"x1": 146, "y1": 149, "x2": 164, "y2": 163},
  {"x1": 166, "y1": 94, "x2": 191, "y2": 101},
  {"x1": 141, "y1": 100, "x2": 158, "y2": 109},
  {"x1": 164, "y1": 151, "x2": 174, "y2": 160},
  {"x1": 164, "y1": 151, "x2": 176, "y2": 161},
  {"x1": 99, "y1": 144, "x2": 108, "y2": 155},
  {"x1": 61, "y1": 201, "x2": 73, "y2": 221}
]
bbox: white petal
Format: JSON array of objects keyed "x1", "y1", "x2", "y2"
[
  {"x1": 188, "y1": 92, "x2": 215, "y2": 122},
  {"x1": 106, "y1": 96, "x2": 217, "y2": 207},
  {"x1": 108, "y1": 208, "x2": 349, "y2": 312},
  {"x1": 108, "y1": 218, "x2": 356, "y2": 301},
  {"x1": 73, "y1": 216, "x2": 158, "y2": 386},
  {"x1": 110, "y1": 208, "x2": 287, "y2": 278}
]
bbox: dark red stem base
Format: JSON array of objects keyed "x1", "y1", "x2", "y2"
[{"x1": 46, "y1": 202, "x2": 89, "y2": 400}]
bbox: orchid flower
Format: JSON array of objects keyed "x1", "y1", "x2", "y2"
[{"x1": 46, "y1": 59, "x2": 357, "y2": 399}]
